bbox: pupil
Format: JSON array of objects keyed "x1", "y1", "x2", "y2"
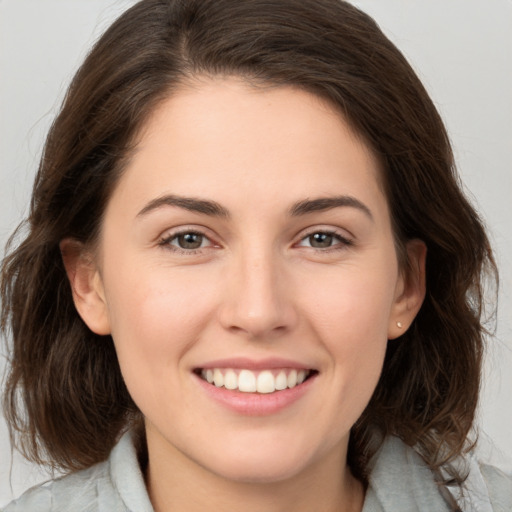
[
  {"x1": 310, "y1": 233, "x2": 332, "y2": 248},
  {"x1": 178, "y1": 233, "x2": 203, "y2": 249}
]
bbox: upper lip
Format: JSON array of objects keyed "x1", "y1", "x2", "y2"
[{"x1": 195, "y1": 357, "x2": 315, "y2": 371}]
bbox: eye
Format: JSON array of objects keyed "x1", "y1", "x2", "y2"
[
  {"x1": 174, "y1": 232, "x2": 206, "y2": 250},
  {"x1": 297, "y1": 230, "x2": 352, "y2": 250},
  {"x1": 160, "y1": 230, "x2": 213, "y2": 251}
]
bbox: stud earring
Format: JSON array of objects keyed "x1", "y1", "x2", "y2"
[{"x1": 396, "y1": 321, "x2": 403, "y2": 328}]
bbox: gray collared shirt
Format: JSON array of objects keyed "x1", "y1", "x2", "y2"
[{"x1": 3, "y1": 432, "x2": 511, "y2": 511}]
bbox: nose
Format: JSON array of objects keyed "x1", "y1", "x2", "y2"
[{"x1": 218, "y1": 248, "x2": 298, "y2": 340}]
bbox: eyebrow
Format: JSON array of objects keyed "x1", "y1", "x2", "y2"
[
  {"x1": 137, "y1": 194, "x2": 230, "y2": 218},
  {"x1": 137, "y1": 193, "x2": 373, "y2": 221},
  {"x1": 289, "y1": 196, "x2": 373, "y2": 220}
]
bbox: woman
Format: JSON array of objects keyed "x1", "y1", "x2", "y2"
[{"x1": 1, "y1": 0, "x2": 510, "y2": 510}]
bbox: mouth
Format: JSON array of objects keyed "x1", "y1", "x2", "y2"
[{"x1": 195, "y1": 368, "x2": 317, "y2": 394}]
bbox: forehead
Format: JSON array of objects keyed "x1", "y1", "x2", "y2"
[
  {"x1": 109, "y1": 78, "x2": 388, "y2": 222},
  {"x1": 139, "y1": 78, "x2": 374, "y2": 162}
]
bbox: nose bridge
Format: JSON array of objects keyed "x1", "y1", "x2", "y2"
[{"x1": 219, "y1": 241, "x2": 296, "y2": 338}]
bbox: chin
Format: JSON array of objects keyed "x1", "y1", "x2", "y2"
[
  {"x1": 195, "y1": 436, "x2": 323, "y2": 484},
  {"x1": 207, "y1": 457, "x2": 308, "y2": 484}
]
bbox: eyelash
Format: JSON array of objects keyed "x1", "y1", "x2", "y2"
[
  {"x1": 297, "y1": 229, "x2": 354, "y2": 252},
  {"x1": 158, "y1": 229, "x2": 212, "y2": 255},
  {"x1": 158, "y1": 228, "x2": 354, "y2": 255}
]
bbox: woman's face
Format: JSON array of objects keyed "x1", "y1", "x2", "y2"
[{"x1": 71, "y1": 78, "x2": 425, "y2": 484}]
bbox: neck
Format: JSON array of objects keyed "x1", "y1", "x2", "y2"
[{"x1": 145, "y1": 429, "x2": 364, "y2": 512}]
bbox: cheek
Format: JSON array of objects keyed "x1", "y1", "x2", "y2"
[
  {"x1": 310, "y1": 267, "x2": 396, "y2": 342},
  {"x1": 306, "y1": 265, "x2": 396, "y2": 393},
  {"x1": 101, "y1": 264, "x2": 223, "y2": 423},
  {"x1": 102, "y1": 261, "x2": 219, "y2": 373}
]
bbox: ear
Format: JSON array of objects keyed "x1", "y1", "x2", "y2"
[
  {"x1": 60, "y1": 238, "x2": 111, "y2": 335},
  {"x1": 388, "y1": 239, "x2": 427, "y2": 340}
]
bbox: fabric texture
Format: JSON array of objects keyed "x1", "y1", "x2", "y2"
[{"x1": 3, "y1": 432, "x2": 511, "y2": 512}]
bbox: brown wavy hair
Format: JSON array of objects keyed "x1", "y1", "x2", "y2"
[{"x1": 1, "y1": 0, "x2": 497, "y2": 484}]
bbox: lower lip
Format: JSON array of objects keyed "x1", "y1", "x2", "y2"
[{"x1": 194, "y1": 373, "x2": 317, "y2": 416}]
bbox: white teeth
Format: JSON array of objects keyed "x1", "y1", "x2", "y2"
[
  {"x1": 256, "y1": 370, "x2": 275, "y2": 394},
  {"x1": 200, "y1": 368, "x2": 312, "y2": 393},
  {"x1": 275, "y1": 371, "x2": 288, "y2": 390},
  {"x1": 213, "y1": 369, "x2": 224, "y2": 387},
  {"x1": 287, "y1": 369, "x2": 298, "y2": 388},
  {"x1": 238, "y1": 369, "x2": 257, "y2": 392},
  {"x1": 224, "y1": 369, "x2": 238, "y2": 390}
]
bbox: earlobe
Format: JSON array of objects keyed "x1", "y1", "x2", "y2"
[
  {"x1": 388, "y1": 239, "x2": 427, "y2": 340},
  {"x1": 60, "y1": 238, "x2": 111, "y2": 335}
]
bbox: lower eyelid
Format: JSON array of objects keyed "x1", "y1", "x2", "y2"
[{"x1": 297, "y1": 231, "x2": 353, "y2": 247}]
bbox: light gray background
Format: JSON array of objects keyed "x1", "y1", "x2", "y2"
[{"x1": 1, "y1": 0, "x2": 511, "y2": 506}]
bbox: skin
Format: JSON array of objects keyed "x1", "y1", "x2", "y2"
[{"x1": 63, "y1": 78, "x2": 426, "y2": 512}]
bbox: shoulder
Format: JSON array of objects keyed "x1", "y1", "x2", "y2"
[
  {"x1": 479, "y1": 462, "x2": 512, "y2": 512},
  {"x1": 365, "y1": 436, "x2": 453, "y2": 511},
  {"x1": 2, "y1": 462, "x2": 118, "y2": 512},
  {"x1": 2, "y1": 430, "x2": 152, "y2": 512},
  {"x1": 365, "y1": 436, "x2": 512, "y2": 512}
]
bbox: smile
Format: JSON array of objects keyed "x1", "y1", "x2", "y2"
[{"x1": 198, "y1": 368, "x2": 315, "y2": 394}]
